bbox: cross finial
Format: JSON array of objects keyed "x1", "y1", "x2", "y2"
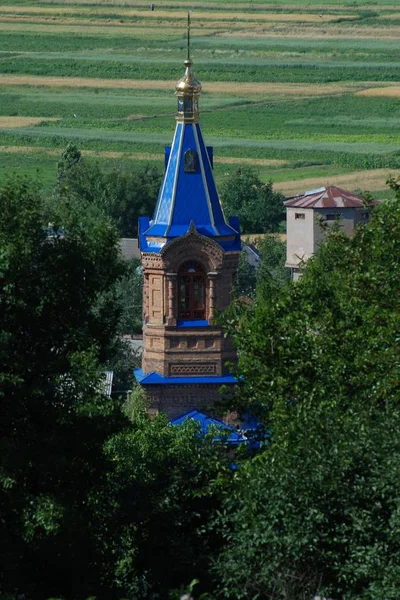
[{"x1": 187, "y1": 11, "x2": 191, "y2": 62}]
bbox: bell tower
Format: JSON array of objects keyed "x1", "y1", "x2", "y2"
[{"x1": 135, "y1": 23, "x2": 241, "y2": 419}]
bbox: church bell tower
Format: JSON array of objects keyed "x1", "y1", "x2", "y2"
[{"x1": 135, "y1": 27, "x2": 241, "y2": 418}]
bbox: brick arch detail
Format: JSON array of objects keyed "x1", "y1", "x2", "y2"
[{"x1": 161, "y1": 234, "x2": 224, "y2": 273}]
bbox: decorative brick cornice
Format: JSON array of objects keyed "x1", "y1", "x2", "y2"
[{"x1": 161, "y1": 221, "x2": 222, "y2": 257}]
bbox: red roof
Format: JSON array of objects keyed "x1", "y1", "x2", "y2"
[{"x1": 284, "y1": 186, "x2": 366, "y2": 209}]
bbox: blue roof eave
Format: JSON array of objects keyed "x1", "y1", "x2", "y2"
[{"x1": 134, "y1": 368, "x2": 237, "y2": 386}]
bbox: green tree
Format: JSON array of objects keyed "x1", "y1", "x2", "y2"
[
  {"x1": 115, "y1": 258, "x2": 144, "y2": 335},
  {"x1": 0, "y1": 175, "x2": 127, "y2": 597},
  {"x1": 95, "y1": 389, "x2": 231, "y2": 599},
  {"x1": 235, "y1": 235, "x2": 289, "y2": 300},
  {"x1": 215, "y1": 196, "x2": 400, "y2": 599},
  {"x1": 55, "y1": 144, "x2": 160, "y2": 238},
  {"x1": 220, "y1": 167, "x2": 286, "y2": 234},
  {"x1": 56, "y1": 142, "x2": 83, "y2": 196}
]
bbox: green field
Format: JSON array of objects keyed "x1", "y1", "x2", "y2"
[{"x1": 0, "y1": 0, "x2": 399, "y2": 196}]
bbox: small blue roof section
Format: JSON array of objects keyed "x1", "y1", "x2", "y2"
[
  {"x1": 171, "y1": 410, "x2": 246, "y2": 445},
  {"x1": 140, "y1": 121, "x2": 240, "y2": 252},
  {"x1": 177, "y1": 319, "x2": 209, "y2": 328},
  {"x1": 134, "y1": 368, "x2": 237, "y2": 386}
]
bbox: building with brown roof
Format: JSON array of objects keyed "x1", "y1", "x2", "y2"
[{"x1": 284, "y1": 185, "x2": 371, "y2": 280}]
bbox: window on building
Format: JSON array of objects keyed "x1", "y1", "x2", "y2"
[
  {"x1": 326, "y1": 213, "x2": 341, "y2": 221},
  {"x1": 295, "y1": 213, "x2": 305, "y2": 220},
  {"x1": 178, "y1": 261, "x2": 206, "y2": 320},
  {"x1": 184, "y1": 97, "x2": 192, "y2": 113},
  {"x1": 184, "y1": 149, "x2": 197, "y2": 173}
]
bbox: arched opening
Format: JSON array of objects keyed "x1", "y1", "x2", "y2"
[
  {"x1": 184, "y1": 149, "x2": 197, "y2": 173},
  {"x1": 178, "y1": 260, "x2": 206, "y2": 320}
]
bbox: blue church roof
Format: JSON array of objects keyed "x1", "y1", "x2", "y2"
[
  {"x1": 139, "y1": 58, "x2": 240, "y2": 254},
  {"x1": 170, "y1": 410, "x2": 246, "y2": 445}
]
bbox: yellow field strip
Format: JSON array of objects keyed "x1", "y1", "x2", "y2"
[
  {"x1": 0, "y1": 145, "x2": 160, "y2": 160},
  {"x1": 216, "y1": 157, "x2": 288, "y2": 167},
  {"x1": 0, "y1": 6, "x2": 359, "y2": 22},
  {"x1": 0, "y1": 116, "x2": 59, "y2": 128},
  {"x1": 0, "y1": 75, "x2": 368, "y2": 97},
  {"x1": 0, "y1": 19, "x2": 396, "y2": 39},
  {"x1": 274, "y1": 169, "x2": 400, "y2": 196},
  {"x1": 0, "y1": 145, "x2": 288, "y2": 167},
  {"x1": 357, "y1": 87, "x2": 400, "y2": 98},
  {"x1": 222, "y1": 25, "x2": 400, "y2": 40},
  {"x1": 16, "y1": 0, "x2": 400, "y2": 10},
  {"x1": 0, "y1": 20, "x2": 190, "y2": 33}
]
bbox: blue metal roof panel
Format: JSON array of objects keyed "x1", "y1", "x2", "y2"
[
  {"x1": 134, "y1": 368, "x2": 237, "y2": 386},
  {"x1": 195, "y1": 123, "x2": 227, "y2": 230},
  {"x1": 176, "y1": 319, "x2": 209, "y2": 327},
  {"x1": 168, "y1": 123, "x2": 215, "y2": 230},
  {"x1": 144, "y1": 120, "x2": 240, "y2": 246},
  {"x1": 170, "y1": 409, "x2": 246, "y2": 444},
  {"x1": 152, "y1": 123, "x2": 182, "y2": 227}
]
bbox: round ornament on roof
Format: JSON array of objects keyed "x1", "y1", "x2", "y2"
[{"x1": 175, "y1": 59, "x2": 202, "y2": 95}]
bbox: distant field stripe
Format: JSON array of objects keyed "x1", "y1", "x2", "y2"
[
  {"x1": 0, "y1": 75, "x2": 367, "y2": 97},
  {"x1": 27, "y1": 0, "x2": 400, "y2": 7},
  {"x1": 0, "y1": 145, "x2": 59, "y2": 155},
  {"x1": 0, "y1": 22, "x2": 189, "y2": 36},
  {"x1": 0, "y1": 145, "x2": 162, "y2": 160},
  {"x1": 0, "y1": 8, "x2": 359, "y2": 22},
  {"x1": 274, "y1": 169, "x2": 400, "y2": 195},
  {"x1": 0, "y1": 21, "x2": 397, "y2": 40},
  {"x1": 222, "y1": 26, "x2": 400, "y2": 40},
  {"x1": 215, "y1": 157, "x2": 288, "y2": 166},
  {"x1": 0, "y1": 116, "x2": 58, "y2": 127},
  {"x1": 2, "y1": 126, "x2": 399, "y2": 155},
  {"x1": 357, "y1": 86, "x2": 400, "y2": 98},
  {"x1": 0, "y1": 145, "x2": 289, "y2": 167}
]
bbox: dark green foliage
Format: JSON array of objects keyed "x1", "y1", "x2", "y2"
[
  {"x1": 115, "y1": 259, "x2": 144, "y2": 335},
  {"x1": 235, "y1": 235, "x2": 289, "y2": 299},
  {"x1": 0, "y1": 175, "x2": 127, "y2": 597},
  {"x1": 234, "y1": 248, "x2": 258, "y2": 299},
  {"x1": 220, "y1": 167, "x2": 285, "y2": 233},
  {"x1": 215, "y1": 195, "x2": 400, "y2": 599},
  {"x1": 256, "y1": 234, "x2": 290, "y2": 298},
  {"x1": 55, "y1": 144, "x2": 160, "y2": 237},
  {"x1": 97, "y1": 389, "x2": 231, "y2": 599}
]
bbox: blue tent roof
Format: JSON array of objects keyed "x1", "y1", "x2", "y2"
[
  {"x1": 140, "y1": 121, "x2": 240, "y2": 253},
  {"x1": 170, "y1": 410, "x2": 246, "y2": 445}
]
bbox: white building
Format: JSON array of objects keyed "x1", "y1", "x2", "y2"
[{"x1": 285, "y1": 185, "x2": 371, "y2": 280}]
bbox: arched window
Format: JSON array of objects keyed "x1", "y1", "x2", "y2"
[
  {"x1": 184, "y1": 149, "x2": 197, "y2": 173},
  {"x1": 178, "y1": 261, "x2": 206, "y2": 320}
]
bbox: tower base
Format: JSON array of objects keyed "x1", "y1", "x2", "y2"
[{"x1": 134, "y1": 369, "x2": 236, "y2": 420}]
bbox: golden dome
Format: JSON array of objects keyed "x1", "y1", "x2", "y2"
[{"x1": 175, "y1": 59, "x2": 202, "y2": 95}]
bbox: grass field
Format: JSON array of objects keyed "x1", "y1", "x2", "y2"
[{"x1": 0, "y1": 0, "x2": 399, "y2": 197}]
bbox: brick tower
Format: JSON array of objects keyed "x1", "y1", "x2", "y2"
[{"x1": 134, "y1": 47, "x2": 241, "y2": 419}]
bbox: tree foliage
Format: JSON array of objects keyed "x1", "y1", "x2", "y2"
[
  {"x1": 55, "y1": 143, "x2": 160, "y2": 238},
  {"x1": 95, "y1": 390, "x2": 232, "y2": 599},
  {"x1": 0, "y1": 175, "x2": 127, "y2": 597},
  {"x1": 235, "y1": 235, "x2": 289, "y2": 300},
  {"x1": 220, "y1": 167, "x2": 286, "y2": 234},
  {"x1": 215, "y1": 194, "x2": 400, "y2": 599},
  {"x1": 115, "y1": 258, "x2": 144, "y2": 335}
]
